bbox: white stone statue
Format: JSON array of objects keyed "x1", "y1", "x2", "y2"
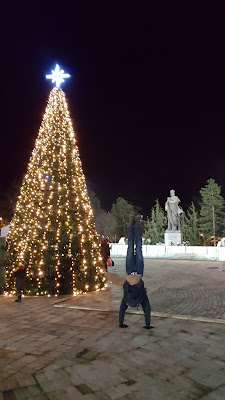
[
  {"x1": 118, "y1": 236, "x2": 126, "y2": 244},
  {"x1": 165, "y1": 189, "x2": 183, "y2": 231}
]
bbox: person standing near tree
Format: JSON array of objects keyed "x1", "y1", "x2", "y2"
[
  {"x1": 14, "y1": 265, "x2": 26, "y2": 302},
  {"x1": 101, "y1": 237, "x2": 110, "y2": 270},
  {"x1": 119, "y1": 215, "x2": 154, "y2": 329}
]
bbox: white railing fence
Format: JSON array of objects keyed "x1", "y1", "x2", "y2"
[{"x1": 110, "y1": 244, "x2": 225, "y2": 261}]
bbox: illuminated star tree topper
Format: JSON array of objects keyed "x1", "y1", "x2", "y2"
[{"x1": 46, "y1": 64, "x2": 70, "y2": 87}]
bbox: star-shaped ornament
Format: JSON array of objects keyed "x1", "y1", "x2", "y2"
[{"x1": 46, "y1": 64, "x2": 70, "y2": 87}]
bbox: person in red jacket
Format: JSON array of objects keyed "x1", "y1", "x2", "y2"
[{"x1": 14, "y1": 265, "x2": 26, "y2": 302}]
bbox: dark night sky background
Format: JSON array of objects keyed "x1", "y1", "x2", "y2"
[{"x1": 1, "y1": 1, "x2": 225, "y2": 215}]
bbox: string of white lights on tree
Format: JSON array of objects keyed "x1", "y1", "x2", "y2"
[{"x1": 5, "y1": 65, "x2": 106, "y2": 296}]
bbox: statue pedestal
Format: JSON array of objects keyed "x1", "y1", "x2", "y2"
[{"x1": 164, "y1": 230, "x2": 182, "y2": 246}]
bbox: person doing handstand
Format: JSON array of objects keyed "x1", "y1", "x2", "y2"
[{"x1": 119, "y1": 216, "x2": 154, "y2": 329}]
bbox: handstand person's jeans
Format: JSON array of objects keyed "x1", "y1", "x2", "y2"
[{"x1": 126, "y1": 224, "x2": 144, "y2": 275}]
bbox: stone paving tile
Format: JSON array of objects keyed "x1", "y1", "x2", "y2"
[
  {"x1": 13, "y1": 387, "x2": 31, "y2": 400},
  {"x1": 149, "y1": 287, "x2": 225, "y2": 319},
  {"x1": 0, "y1": 259, "x2": 225, "y2": 399},
  {"x1": 56, "y1": 259, "x2": 225, "y2": 323},
  {"x1": 45, "y1": 390, "x2": 68, "y2": 400}
]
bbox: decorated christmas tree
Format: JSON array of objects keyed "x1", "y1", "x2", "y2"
[{"x1": 5, "y1": 65, "x2": 106, "y2": 296}]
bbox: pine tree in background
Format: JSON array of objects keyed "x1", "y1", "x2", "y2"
[
  {"x1": 180, "y1": 211, "x2": 188, "y2": 242},
  {"x1": 5, "y1": 86, "x2": 106, "y2": 295},
  {"x1": 89, "y1": 191, "x2": 102, "y2": 215},
  {"x1": 181, "y1": 203, "x2": 200, "y2": 245},
  {"x1": 186, "y1": 202, "x2": 200, "y2": 245},
  {"x1": 111, "y1": 197, "x2": 134, "y2": 238},
  {"x1": 94, "y1": 210, "x2": 117, "y2": 239},
  {"x1": 144, "y1": 199, "x2": 166, "y2": 245},
  {"x1": 199, "y1": 178, "x2": 224, "y2": 242}
]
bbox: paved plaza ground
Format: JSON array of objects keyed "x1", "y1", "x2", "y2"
[{"x1": 0, "y1": 259, "x2": 225, "y2": 399}]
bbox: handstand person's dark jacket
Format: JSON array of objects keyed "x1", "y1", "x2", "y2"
[{"x1": 119, "y1": 279, "x2": 151, "y2": 327}]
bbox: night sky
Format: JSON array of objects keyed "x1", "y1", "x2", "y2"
[{"x1": 1, "y1": 2, "x2": 225, "y2": 215}]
